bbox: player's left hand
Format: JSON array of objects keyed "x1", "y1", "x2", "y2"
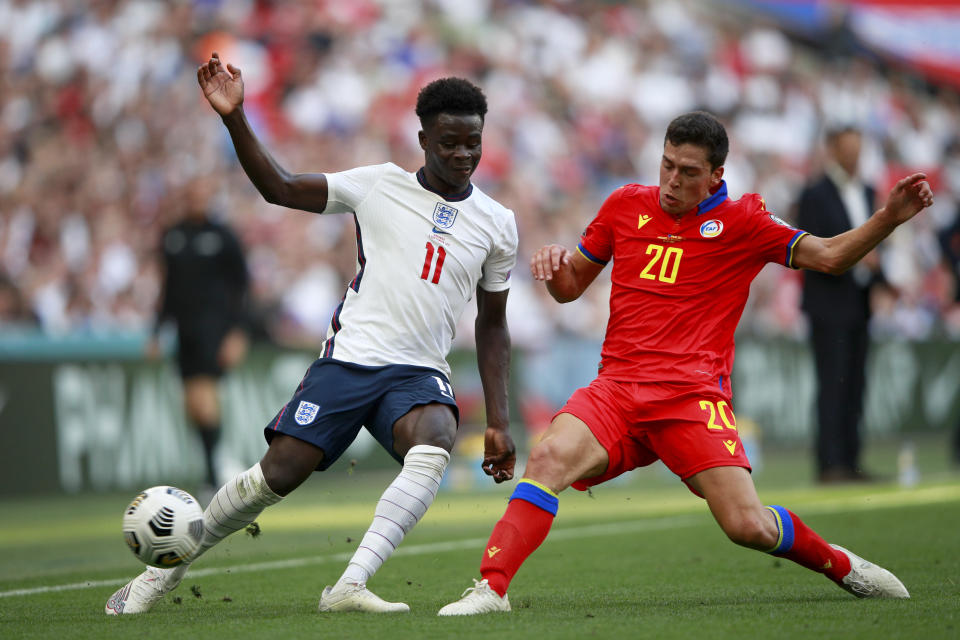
[
  {"x1": 883, "y1": 173, "x2": 934, "y2": 224},
  {"x1": 482, "y1": 426, "x2": 516, "y2": 483}
]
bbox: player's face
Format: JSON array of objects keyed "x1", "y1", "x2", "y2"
[
  {"x1": 659, "y1": 141, "x2": 724, "y2": 216},
  {"x1": 419, "y1": 113, "x2": 483, "y2": 194}
]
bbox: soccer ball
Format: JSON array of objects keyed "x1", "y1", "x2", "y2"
[{"x1": 122, "y1": 486, "x2": 204, "y2": 568}]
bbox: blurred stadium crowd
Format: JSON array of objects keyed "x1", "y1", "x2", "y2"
[{"x1": 2, "y1": 0, "x2": 960, "y2": 352}]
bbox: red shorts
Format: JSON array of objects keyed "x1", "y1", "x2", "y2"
[{"x1": 559, "y1": 377, "x2": 751, "y2": 496}]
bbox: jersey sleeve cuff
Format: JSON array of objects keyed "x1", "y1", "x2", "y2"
[
  {"x1": 478, "y1": 280, "x2": 511, "y2": 293},
  {"x1": 785, "y1": 231, "x2": 808, "y2": 269},
  {"x1": 577, "y1": 243, "x2": 608, "y2": 266}
]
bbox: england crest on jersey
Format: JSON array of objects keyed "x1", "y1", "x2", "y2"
[
  {"x1": 432, "y1": 202, "x2": 459, "y2": 230},
  {"x1": 294, "y1": 400, "x2": 320, "y2": 425}
]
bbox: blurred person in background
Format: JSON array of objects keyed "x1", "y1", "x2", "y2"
[
  {"x1": 937, "y1": 137, "x2": 960, "y2": 467},
  {"x1": 796, "y1": 125, "x2": 880, "y2": 484},
  {"x1": 0, "y1": 273, "x2": 37, "y2": 326},
  {"x1": 147, "y1": 176, "x2": 250, "y2": 501},
  {"x1": 106, "y1": 53, "x2": 518, "y2": 616}
]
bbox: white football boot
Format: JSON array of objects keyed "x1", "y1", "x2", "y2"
[
  {"x1": 437, "y1": 578, "x2": 511, "y2": 616},
  {"x1": 318, "y1": 583, "x2": 409, "y2": 613},
  {"x1": 831, "y1": 545, "x2": 910, "y2": 598},
  {"x1": 104, "y1": 565, "x2": 186, "y2": 615}
]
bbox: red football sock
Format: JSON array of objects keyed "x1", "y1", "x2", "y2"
[
  {"x1": 771, "y1": 507, "x2": 851, "y2": 583},
  {"x1": 479, "y1": 497, "x2": 555, "y2": 596}
]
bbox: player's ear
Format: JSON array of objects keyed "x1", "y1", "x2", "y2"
[
  {"x1": 418, "y1": 130, "x2": 427, "y2": 151},
  {"x1": 711, "y1": 165, "x2": 724, "y2": 188}
]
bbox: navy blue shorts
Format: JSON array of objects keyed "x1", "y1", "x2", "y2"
[{"x1": 263, "y1": 358, "x2": 459, "y2": 470}]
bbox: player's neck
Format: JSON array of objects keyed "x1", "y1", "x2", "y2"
[{"x1": 417, "y1": 167, "x2": 472, "y2": 200}]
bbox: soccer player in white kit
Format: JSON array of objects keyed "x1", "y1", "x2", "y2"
[{"x1": 106, "y1": 52, "x2": 518, "y2": 615}]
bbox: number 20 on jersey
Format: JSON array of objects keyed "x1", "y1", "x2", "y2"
[{"x1": 640, "y1": 243, "x2": 683, "y2": 284}]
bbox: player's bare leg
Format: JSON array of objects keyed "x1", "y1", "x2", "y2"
[
  {"x1": 320, "y1": 404, "x2": 456, "y2": 613},
  {"x1": 439, "y1": 413, "x2": 607, "y2": 615},
  {"x1": 105, "y1": 436, "x2": 317, "y2": 615},
  {"x1": 688, "y1": 466, "x2": 908, "y2": 598}
]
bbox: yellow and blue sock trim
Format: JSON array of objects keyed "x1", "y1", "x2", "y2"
[
  {"x1": 765, "y1": 505, "x2": 794, "y2": 554},
  {"x1": 510, "y1": 479, "x2": 559, "y2": 515}
]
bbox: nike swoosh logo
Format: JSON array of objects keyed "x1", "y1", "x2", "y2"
[{"x1": 432, "y1": 226, "x2": 450, "y2": 235}]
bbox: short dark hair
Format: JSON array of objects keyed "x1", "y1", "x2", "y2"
[
  {"x1": 415, "y1": 77, "x2": 488, "y2": 127},
  {"x1": 824, "y1": 123, "x2": 861, "y2": 141},
  {"x1": 664, "y1": 111, "x2": 729, "y2": 170}
]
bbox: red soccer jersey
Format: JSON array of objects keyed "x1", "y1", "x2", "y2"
[{"x1": 577, "y1": 181, "x2": 807, "y2": 396}]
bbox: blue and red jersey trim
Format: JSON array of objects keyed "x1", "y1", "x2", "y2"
[
  {"x1": 784, "y1": 230, "x2": 808, "y2": 269},
  {"x1": 697, "y1": 181, "x2": 729, "y2": 215},
  {"x1": 576, "y1": 243, "x2": 608, "y2": 266}
]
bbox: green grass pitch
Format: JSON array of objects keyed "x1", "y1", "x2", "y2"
[{"x1": 1, "y1": 437, "x2": 958, "y2": 639}]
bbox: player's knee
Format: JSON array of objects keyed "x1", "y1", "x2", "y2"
[
  {"x1": 720, "y1": 512, "x2": 775, "y2": 550},
  {"x1": 395, "y1": 404, "x2": 456, "y2": 454},
  {"x1": 415, "y1": 425, "x2": 455, "y2": 453},
  {"x1": 259, "y1": 436, "x2": 323, "y2": 496},
  {"x1": 258, "y1": 459, "x2": 305, "y2": 497},
  {"x1": 525, "y1": 438, "x2": 571, "y2": 476}
]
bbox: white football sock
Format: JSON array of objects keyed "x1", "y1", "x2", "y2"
[
  {"x1": 335, "y1": 445, "x2": 450, "y2": 587},
  {"x1": 190, "y1": 462, "x2": 283, "y2": 561}
]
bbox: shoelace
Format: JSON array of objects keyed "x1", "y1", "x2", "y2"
[
  {"x1": 847, "y1": 578, "x2": 875, "y2": 597},
  {"x1": 459, "y1": 578, "x2": 489, "y2": 598},
  {"x1": 132, "y1": 571, "x2": 167, "y2": 598}
]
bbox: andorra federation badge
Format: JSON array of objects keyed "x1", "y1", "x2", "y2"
[{"x1": 699, "y1": 219, "x2": 723, "y2": 238}]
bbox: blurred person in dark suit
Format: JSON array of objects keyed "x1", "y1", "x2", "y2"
[
  {"x1": 796, "y1": 125, "x2": 880, "y2": 484},
  {"x1": 937, "y1": 138, "x2": 960, "y2": 467},
  {"x1": 147, "y1": 177, "x2": 250, "y2": 499}
]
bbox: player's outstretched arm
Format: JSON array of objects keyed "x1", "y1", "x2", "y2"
[
  {"x1": 530, "y1": 244, "x2": 604, "y2": 302},
  {"x1": 197, "y1": 52, "x2": 329, "y2": 213},
  {"x1": 793, "y1": 173, "x2": 933, "y2": 275},
  {"x1": 475, "y1": 287, "x2": 515, "y2": 483}
]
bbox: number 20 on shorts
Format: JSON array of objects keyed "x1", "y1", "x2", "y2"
[{"x1": 698, "y1": 399, "x2": 737, "y2": 431}]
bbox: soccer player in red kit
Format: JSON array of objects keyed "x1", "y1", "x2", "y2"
[{"x1": 439, "y1": 111, "x2": 933, "y2": 615}]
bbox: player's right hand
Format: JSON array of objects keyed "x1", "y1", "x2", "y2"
[
  {"x1": 482, "y1": 426, "x2": 516, "y2": 484},
  {"x1": 197, "y1": 52, "x2": 244, "y2": 116},
  {"x1": 530, "y1": 244, "x2": 570, "y2": 281}
]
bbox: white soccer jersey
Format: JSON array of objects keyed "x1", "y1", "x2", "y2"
[{"x1": 319, "y1": 162, "x2": 518, "y2": 378}]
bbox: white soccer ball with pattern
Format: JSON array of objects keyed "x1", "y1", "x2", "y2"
[{"x1": 122, "y1": 486, "x2": 204, "y2": 568}]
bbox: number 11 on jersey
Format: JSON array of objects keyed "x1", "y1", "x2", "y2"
[{"x1": 421, "y1": 242, "x2": 446, "y2": 284}]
